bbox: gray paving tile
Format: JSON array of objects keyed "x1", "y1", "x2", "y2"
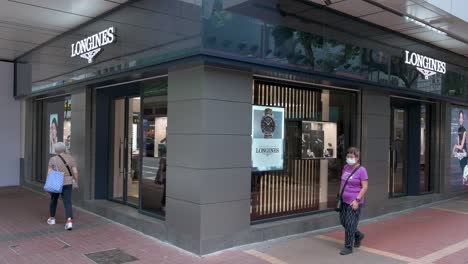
[{"x1": 432, "y1": 200, "x2": 468, "y2": 213}]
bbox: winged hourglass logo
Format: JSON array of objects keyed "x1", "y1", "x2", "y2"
[
  {"x1": 79, "y1": 48, "x2": 102, "y2": 64},
  {"x1": 416, "y1": 67, "x2": 437, "y2": 79}
]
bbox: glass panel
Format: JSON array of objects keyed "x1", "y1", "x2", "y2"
[
  {"x1": 442, "y1": 72, "x2": 468, "y2": 98},
  {"x1": 250, "y1": 82, "x2": 357, "y2": 221},
  {"x1": 35, "y1": 96, "x2": 72, "y2": 183},
  {"x1": 112, "y1": 99, "x2": 126, "y2": 202},
  {"x1": 391, "y1": 109, "x2": 407, "y2": 196},
  {"x1": 141, "y1": 78, "x2": 168, "y2": 216},
  {"x1": 64, "y1": 98, "x2": 72, "y2": 153},
  {"x1": 202, "y1": 0, "x2": 468, "y2": 100},
  {"x1": 420, "y1": 105, "x2": 431, "y2": 193},
  {"x1": 111, "y1": 97, "x2": 141, "y2": 205},
  {"x1": 127, "y1": 98, "x2": 141, "y2": 206}
]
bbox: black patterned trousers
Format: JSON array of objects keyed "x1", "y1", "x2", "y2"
[{"x1": 339, "y1": 203, "x2": 362, "y2": 249}]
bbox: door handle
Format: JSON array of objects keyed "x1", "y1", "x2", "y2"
[
  {"x1": 118, "y1": 140, "x2": 122, "y2": 170},
  {"x1": 119, "y1": 139, "x2": 126, "y2": 174},
  {"x1": 391, "y1": 149, "x2": 397, "y2": 175}
]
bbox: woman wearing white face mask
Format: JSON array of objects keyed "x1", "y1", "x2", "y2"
[{"x1": 338, "y1": 147, "x2": 369, "y2": 255}]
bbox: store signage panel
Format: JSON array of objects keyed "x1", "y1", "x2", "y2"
[
  {"x1": 404, "y1": 50, "x2": 446, "y2": 79},
  {"x1": 252, "y1": 105, "x2": 285, "y2": 172},
  {"x1": 71, "y1": 27, "x2": 116, "y2": 63}
]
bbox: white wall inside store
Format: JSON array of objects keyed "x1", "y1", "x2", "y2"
[{"x1": 0, "y1": 61, "x2": 20, "y2": 186}]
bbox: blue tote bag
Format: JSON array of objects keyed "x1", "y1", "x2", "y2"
[{"x1": 44, "y1": 157, "x2": 64, "y2": 193}]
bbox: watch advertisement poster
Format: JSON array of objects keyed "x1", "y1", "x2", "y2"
[
  {"x1": 450, "y1": 107, "x2": 468, "y2": 189},
  {"x1": 49, "y1": 113, "x2": 59, "y2": 154},
  {"x1": 301, "y1": 121, "x2": 337, "y2": 159},
  {"x1": 252, "y1": 105, "x2": 285, "y2": 172}
]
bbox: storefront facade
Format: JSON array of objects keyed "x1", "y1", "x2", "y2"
[{"x1": 15, "y1": 0, "x2": 468, "y2": 255}]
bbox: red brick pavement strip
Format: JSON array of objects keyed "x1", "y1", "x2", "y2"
[
  {"x1": 325, "y1": 207, "x2": 468, "y2": 261},
  {"x1": 0, "y1": 188, "x2": 104, "y2": 238},
  {"x1": 0, "y1": 187, "x2": 269, "y2": 264}
]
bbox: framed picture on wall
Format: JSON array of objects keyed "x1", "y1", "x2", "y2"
[
  {"x1": 450, "y1": 106, "x2": 468, "y2": 189},
  {"x1": 301, "y1": 121, "x2": 337, "y2": 159},
  {"x1": 49, "y1": 113, "x2": 59, "y2": 154},
  {"x1": 251, "y1": 105, "x2": 285, "y2": 172}
]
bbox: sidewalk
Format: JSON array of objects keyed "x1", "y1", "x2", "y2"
[{"x1": 0, "y1": 187, "x2": 467, "y2": 264}]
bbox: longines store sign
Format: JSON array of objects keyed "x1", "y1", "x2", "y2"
[
  {"x1": 71, "y1": 27, "x2": 116, "y2": 63},
  {"x1": 252, "y1": 105, "x2": 285, "y2": 172},
  {"x1": 404, "y1": 50, "x2": 446, "y2": 79}
]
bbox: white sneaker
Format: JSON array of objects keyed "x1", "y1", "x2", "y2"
[
  {"x1": 65, "y1": 221, "x2": 73, "y2": 230},
  {"x1": 47, "y1": 218, "x2": 56, "y2": 225}
]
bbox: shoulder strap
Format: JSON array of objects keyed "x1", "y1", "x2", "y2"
[
  {"x1": 53, "y1": 156, "x2": 59, "y2": 170},
  {"x1": 57, "y1": 154, "x2": 73, "y2": 176},
  {"x1": 339, "y1": 165, "x2": 361, "y2": 198}
]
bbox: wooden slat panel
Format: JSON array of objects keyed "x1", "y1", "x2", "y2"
[
  {"x1": 300, "y1": 159, "x2": 304, "y2": 209},
  {"x1": 294, "y1": 88, "x2": 298, "y2": 119},
  {"x1": 295, "y1": 159, "x2": 299, "y2": 210},
  {"x1": 251, "y1": 81, "x2": 327, "y2": 221},
  {"x1": 307, "y1": 160, "x2": 311, "y2": 208},
  {"x1": 288, "y1": 160, "x2": 293, "y2": 211},
  {"x1": 275, "y1": 171, "x2": 279, "y2": 214}
]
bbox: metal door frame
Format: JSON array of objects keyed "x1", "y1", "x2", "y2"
[{"x1": 389, "y1": 106, "x2": 408, "y2": 197}]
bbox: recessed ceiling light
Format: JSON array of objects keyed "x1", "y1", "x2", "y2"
[{"x1": 405, "y1": 16, "x2": 447, "y2": 35}]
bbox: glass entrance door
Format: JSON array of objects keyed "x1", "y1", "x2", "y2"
[
  {"x1": 111, "y1": 97, "x2": 141, "y2": 206},
  {"x1": 389, "y1": 98, "x2": 433, "y2": 197},
  {"x1": 390, "y1": 108, "x2": 407, "y2": 196}
]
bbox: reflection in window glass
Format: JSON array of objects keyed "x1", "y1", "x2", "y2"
[
  {"x1": 442, "y1": 71, "x2": 468, "y2": 97},
  {"x1": 202, "y1": 1, "x2": 393, "y2": 85},
  {"x1": 420, "y1": 104, "x2": 433, "y2": 193},
  {"x1": 141, "y1": 79, "x2": 168, "y2": 216},
  {"x1": 203, "y1": 0, "x2": 468, "y2": 99},
  {"x1": 33, "y1": 96, "x2": 72, "y2": 183}
]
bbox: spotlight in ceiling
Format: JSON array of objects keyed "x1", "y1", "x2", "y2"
[{"x1": 405, "y1": 16, "x2": 447, "y2": 35}]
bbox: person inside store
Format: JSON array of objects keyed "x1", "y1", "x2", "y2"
[
  {"x1": 46, "y1": 142, "x2": 79, "y2": 230},
  {"x1": 155, "y1": 144, "x2": 167, "y2": 212},
  {"x1": 338, "y1": 147, "x2": 369, "y2": 255},
  {"x1": 453, "y1": 110, "x2": 468, "y2": 185}
]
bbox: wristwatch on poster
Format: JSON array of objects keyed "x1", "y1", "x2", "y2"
[
  {"x1": 261, "y1": 108, "x2": 276, "y2": 139},
  {"x1": 355, "y1": 198, "x2": 361, "y2": 202}
]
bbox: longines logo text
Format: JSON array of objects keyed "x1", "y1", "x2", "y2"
[
  {"x1": 71, "y1": 27, "x2": 116, "y2": 63},
  {"x1": 404, "y1": 50, "x2": 446, "y2": 79},
  {"x1": 256, "y1": 146, "x2": 280, "y2": 157}
]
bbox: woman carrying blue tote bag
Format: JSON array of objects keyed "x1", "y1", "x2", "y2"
[
  {"x1": 44, "y1": 157, "x2": 64, "y2": 193},
  {"x1": 46, "y1": 142, "x2": 79, "y2": 231}
]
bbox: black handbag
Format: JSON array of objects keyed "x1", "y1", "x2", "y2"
[{"x1": 335, "y1": 165, "x2": 361, "y2": 212}]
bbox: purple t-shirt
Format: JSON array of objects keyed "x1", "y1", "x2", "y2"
[{"x1": 340, "y1": 165, "x2": 368, "y2": 205}]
